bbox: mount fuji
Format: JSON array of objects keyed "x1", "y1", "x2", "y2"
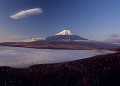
[
  {"x1": 45, "y1": 30, "x2": 87, "y2": 41},
  {"x1": 1, "y1": 30, "x2": 119, "y2": 50}
]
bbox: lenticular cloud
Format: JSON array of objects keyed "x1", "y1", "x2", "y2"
[{"x1": 10, "y1": 8, "x2": 43, "y2": 19}]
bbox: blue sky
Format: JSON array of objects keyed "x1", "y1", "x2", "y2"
[{"x1": 1, "y1": 0, "x2": 120, "y2": 42}]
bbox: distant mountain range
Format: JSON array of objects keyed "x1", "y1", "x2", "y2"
[
  {"x1": 24, "y1": 30, "x2": 87, "y2": 42},
  {"x1": 0, "y1": 30, "x2": 120, "y2": 50}
]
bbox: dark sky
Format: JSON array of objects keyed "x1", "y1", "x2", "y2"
[{"x1": 1, "y1": 0, "x2": 120, "y2": 42}]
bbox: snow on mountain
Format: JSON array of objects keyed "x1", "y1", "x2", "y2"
[
  {"x1": 46, "y1": 30, "x2": 87, "y2": 40},
  {"x1": 55, "y1": 30, "x2": 72, "y2": 35}
]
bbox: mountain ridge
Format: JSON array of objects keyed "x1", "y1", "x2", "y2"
[
  {"x1": 45, "y1": 35, "x2": 87, "y2": 41},
  {"x1": 45, "y1": 30, "x2": 87, "y2": 41},
  {"x1": 0, "y1": 30, "x2": 120, "y2": 50}
]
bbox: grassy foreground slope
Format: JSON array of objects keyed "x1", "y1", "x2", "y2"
[{"x1": 0, "y1": 52, "x2": 120, "y2": 86}]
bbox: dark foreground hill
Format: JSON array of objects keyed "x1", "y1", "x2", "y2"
[{"x1": 0, "y1": 52, "x2": 120, "y2": 86}]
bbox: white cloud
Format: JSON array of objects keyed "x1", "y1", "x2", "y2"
[
  {"x1": 104, "y1": 33, "x2": 120, "y2": 44},
  {"x1": 10, "y1": 8, "x2": 43, "y2": 19},
  {"x1": 110, "y1": 33, "x2": 119, "y2": 38},
  {"x1": 24, "y1": 38, "x2": 45, "y2": 42},
  {"x1": 0, "y1": 36, "x2": 29, "y2": 42}
]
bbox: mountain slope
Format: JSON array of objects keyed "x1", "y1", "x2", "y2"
[{"x1": 46, "y1": 35, "x2": 87, "y2": 40}]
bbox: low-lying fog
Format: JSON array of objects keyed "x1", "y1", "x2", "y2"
[{"x1": 0, "y1": 46, "x2": 114, "y2": 67}]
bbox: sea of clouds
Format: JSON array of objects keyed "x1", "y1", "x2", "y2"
[{"x1": 0, "y1": 46, "x2": 114, "y2": 68}]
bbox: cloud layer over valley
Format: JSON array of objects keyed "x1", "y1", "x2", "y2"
[{"x1": 0, "y1": 46, "x2": 114, "y2": 67}]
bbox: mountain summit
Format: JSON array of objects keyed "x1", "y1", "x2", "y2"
[
  {"x1": 55, "y1": 30, "x2": 72, "y2": 35},
  {"x1": 46, "y1": 30, "x2": 87, "y2": 41}
]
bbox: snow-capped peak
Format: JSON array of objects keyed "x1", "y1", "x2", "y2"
[{"x1": 55, "y1": 30, "x2": 72, "y2": 35}]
